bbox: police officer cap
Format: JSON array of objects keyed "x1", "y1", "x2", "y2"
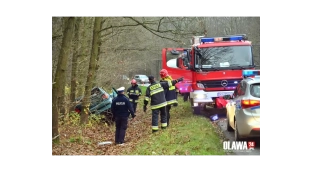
[
  {"x1": 148, "y1": 76, "x2": 154, "y2": 80},
  {"x1": 117, "y1": 86, "x2": 125, "y2": 92}
]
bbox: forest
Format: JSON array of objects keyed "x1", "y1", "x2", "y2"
[{"x1": 52, "y1": 17, "x2": 260, "y2": 148}]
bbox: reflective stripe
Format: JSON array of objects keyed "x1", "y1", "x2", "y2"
[
  {"x1": 169, "y1": 86, "x2": 175, "y2": 90},
  {"x1": 168, "y1": 81, "x2": 172, "y2": 87},
  {"x1": 167, "y1": 99, "x2": 177, "y2": 105},
  {"x1": 129, "y1": 99, "x2": 137, "y2": 102},
  {"x1": 152, "y1": 126, "x2": 159, "y2": 130},
  {"x1": 161, "y1": 78, "x2": 175, "y2": 91},
  {"x1": 161, "y1": 123, "x2": 167, "y2": 127},
  {"x1": 151, "y1": 102, "x2": 167, "y2": 109},
  {"x1": 150, "y1": 88, "x2": 164, "y2": 95}
]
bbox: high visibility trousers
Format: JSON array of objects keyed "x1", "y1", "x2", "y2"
[{"x1": 151, "y1": 106, "x2": 167, "y2": 131}]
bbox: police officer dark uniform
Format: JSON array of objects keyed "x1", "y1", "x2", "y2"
[
  {"x1": 143, "y1": 76, "x2": 183, "y2": 133},
  {"x1": 126, "y1": 79, "x2": 142, "y2": 114},
  {"x1": 111, "y1": 87, "x2": 136, "y2": 145},
  {"x1": 159, "y1": 69, "x2": 178, "y2": 127}
]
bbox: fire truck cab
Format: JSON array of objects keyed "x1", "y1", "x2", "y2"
[{"x1": 162, "y1": 34, "x2": 256, "y2": 114}]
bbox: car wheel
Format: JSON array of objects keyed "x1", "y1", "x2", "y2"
[
  {"x1": 234, "y1": 121, "x2": 241, "y2": 141},
  {"x1": 226, "y1": 115, "x2": 234, "y2": 132}
]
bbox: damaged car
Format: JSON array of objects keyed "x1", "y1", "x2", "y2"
[{"x1": 74, "y1": 87, "x2": 118, "y2": 123}]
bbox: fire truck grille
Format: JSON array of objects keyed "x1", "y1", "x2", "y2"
[{"x1": 198, "y1": 79, "x2": 243, "y2": 88}]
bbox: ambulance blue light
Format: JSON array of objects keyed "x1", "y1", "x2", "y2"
[{"x1": 242, "y1": 70, "x2": 260, "y2": 77}]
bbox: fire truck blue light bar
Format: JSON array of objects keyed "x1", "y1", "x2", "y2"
[
  {"x1": 201, "y1": 35, "x2": 244, "y2": 43},
  {"x1": 242, "y1": 70, "x2": 260, "y2": 77}
]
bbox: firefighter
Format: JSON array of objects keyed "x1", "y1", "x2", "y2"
[
  {"x1": 111, "y1": 87, "x2": 136, "y2": 145},
  {"x1": 143, "y1": 75, "x2": 183, "y2": 133},
  {"x1": 173, "y1": 85, "x2": 179, "y2": 107},
  {"x1": 126, "y1": 79, "x2": 142, "y2": 114},
  {"x1": 175, "y1": 85, "x2": 179, "y2": 101},
  {"x1": 159, "y1": 69, "x2": 178, "y2": 127}
]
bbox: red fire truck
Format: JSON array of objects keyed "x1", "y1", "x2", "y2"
[{"x1": 161, "y1": 34, "x2": 256, "y2": 114}]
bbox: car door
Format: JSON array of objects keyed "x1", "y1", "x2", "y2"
[
  {"x1": 249, "y1": 82, "x2": 260, "y2": 122},
  {"x1": 139, "y1": 75, "x2": 144, "y2": 83},
  {"x1": 234, "y1": 81, "x2": 247, "y2": 124}
]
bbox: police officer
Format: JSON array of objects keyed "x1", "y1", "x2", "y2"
[
  {"x1": 126, "y1": 79, "x2": 142, "y2": 114},
  {"x1": 111, "y1": 87, "x2": 136, "y2": 145},
  {"x1": 183, "y1": 92, "x2": 190, "y2": 102},
  {"x1": 143, "y1": 76, "x2": 183, "y2": 133},
  {"x1": 159, "y1": 69, "x2": 178, "y2": 127}
]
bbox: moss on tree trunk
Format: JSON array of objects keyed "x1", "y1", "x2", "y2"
[
  {"x1": 80, "y1": 17, "x2": 102, "y2": 125},
  {"x1": 52, "y1": 17, "x2": 75, "y2": 142},
  {"x1": 70, "y1": 17, "x2": 82, "y2": 111}
]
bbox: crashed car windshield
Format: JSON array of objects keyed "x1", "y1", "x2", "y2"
[{"x1": 75, "y1": 87, "x2": 117, "y2": 115}]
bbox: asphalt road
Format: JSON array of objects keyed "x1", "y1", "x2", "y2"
[
  {"x1": 194, "y1": 107, "x2": 260, "y2": 155},
  {"x1": 216, "y1": 118, "x2": 260, "y2": 155}
]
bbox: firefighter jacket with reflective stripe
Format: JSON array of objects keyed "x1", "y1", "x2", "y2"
[
  {"x1": 160, "y1": 76, "x2": 178, "y2": 105},
  {"x1": 111, "y1": 94, "x2": 135, "y2": 118},
  {"x1": 144, "y1": 80, "x2": 178, "y2": 109},
  {"x1": 126, "y1": 85, "x2": 142, "y2": 103}
]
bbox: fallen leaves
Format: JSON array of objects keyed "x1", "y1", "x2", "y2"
[
  {"x1": 53, "y1": 108, "x2": 152, "y2": 155},
  {"x1": 53, "y1": 97, "x2": 228, "y2": 155}
]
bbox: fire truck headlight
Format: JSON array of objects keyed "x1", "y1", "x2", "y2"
[
  {"x1": 194, "y1": 94, "x2": 206, "y2": 99},
  {"x1": 197, "y1": 83, "x2": 204, "y2": 88}
]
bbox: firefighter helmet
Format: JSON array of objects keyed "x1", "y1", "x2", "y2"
[
  {"x1": 131, "y1": 79, "x2": 137, "y2": 84},
  {"x1": 160, "y1": 69, "x2": 169, "y2": 78}
]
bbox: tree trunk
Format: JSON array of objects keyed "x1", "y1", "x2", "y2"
[
  {"x1": 70, "y1": 17, "x2": 82, "y2": 111},
  {"x1": 80, "y1": 17, "x2": 102, "y2": 125},
  {"x1": 58, "y1": 87, "x2": 66, "y2": 117},
  {"x1": 52, "y1": 17, "x2": 76, "y2": 142},
  {"x1": 77, "y1": 17, "x2": 91, "y2": 98},
  {"x1": 92, "y1": 45, "x2": 102, "y2": 87}
]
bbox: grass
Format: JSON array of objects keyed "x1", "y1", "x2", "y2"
[
  {"x1": 52, "y1": 86, "x2": 226, "y2": 155},
  {"x1": 125, "y1": 86, "x2": 226, "y2": 155},
  {"x1": 139, "y1": 85, "x2": 147, "y2": 94}
]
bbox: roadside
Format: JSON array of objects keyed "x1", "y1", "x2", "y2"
[
  {"x1": 120, "y1": 95, "x2": 227, "y2": 155},
  {"x1": 215, "y1": 118, "x2": 260, "y2": 155},
  {"x1": 52, "y1": 94, "x2": 228, "y2": 155}
]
